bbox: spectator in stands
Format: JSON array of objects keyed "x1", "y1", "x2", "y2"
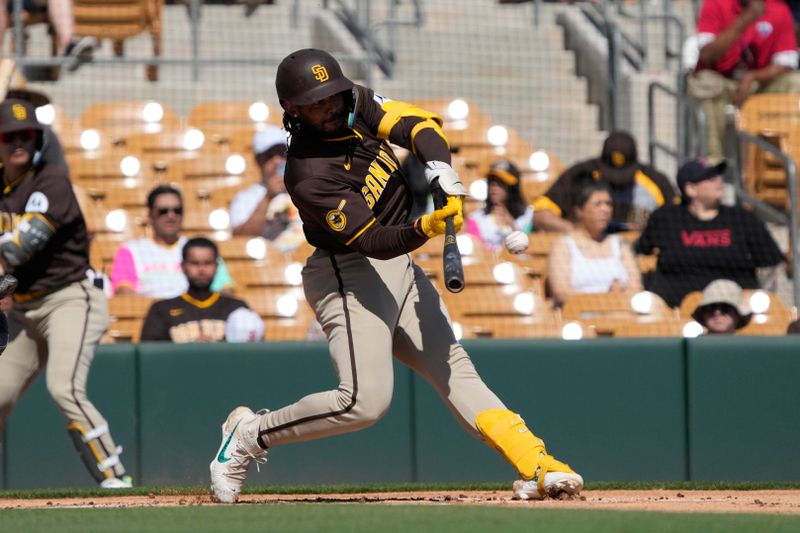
[
  {"x1": 466, "y1": 160, "x2": 532, "y2": 250},
  {"x1": 547, "y1": 179, "x2": 642, "y2": 306},
  {"x1": 0, "y1": 1, "x2": 97, "y2": 72},
  {"x1": 787, "y1": 318, "x2": 800, "y2": 334},
  {"x1": 691, "y1": 279, "x2": 752, "y2": 335},
  {"x1": 229, "y1": 126, "x2": 304, "y2": 252},
  {"x1": 140, "y1": 237, "x2": 262, "y2": 343},
  {"x1": 688, "y1": 0, "x2": 800, "y2": 161},
  {"x1": 110, "y1": 185, "x2": 234, "y2": 298},
  {"x1": 636, "y1": 158, "x2": 784, "y2": 307},
  {"x1": 533, "y1": 131, "x2": 675, "y2": 233}
]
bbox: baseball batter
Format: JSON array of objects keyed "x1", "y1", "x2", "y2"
[
  {"x1": 0, "y1": 99, "x2": 131, "y2": 488},
  {"x1": 210, "y1": 49, "x2": 583, "y2": 503}
]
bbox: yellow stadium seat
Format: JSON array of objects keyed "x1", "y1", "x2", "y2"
[
  {"x1": 81, "y1": 100, "x2": 181, "y2": 141},
  {"x1": 73, "y1": 0, "x2": 164, "y2": 81},
  {"x1": 187, "y1": 101, "x2": 283, "y2": 141},
  {"x1": 561, "y1": 291, "x2": 674, "y2": 337}
]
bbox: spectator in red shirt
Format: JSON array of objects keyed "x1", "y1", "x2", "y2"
[{"x1": 687, "y1": 0, "x2": 800, "y2": 161}]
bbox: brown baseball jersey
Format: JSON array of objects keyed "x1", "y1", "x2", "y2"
[
  {"x1": 534, "y1": 158, "x2": 676, "y2": 229},
  {"x1": 140, "y1": 292, "x2": 251, "y2": 343},
  {"x1": 284, "y1": 85, "x2": 451, "y2": 258},
  {"x1": 0, "y1": 163, "x2": 90, "y2": 294}
]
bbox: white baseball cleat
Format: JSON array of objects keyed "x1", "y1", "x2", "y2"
[
  {"x1": 209, "y1": 406, "x2": 267, "y2": 503},
  {"x1": 100, "y1": 475, "x2": 133, "y2": 489},
  {"x1": 512, "y1": 470, "x2": 584, "y2": 500}
]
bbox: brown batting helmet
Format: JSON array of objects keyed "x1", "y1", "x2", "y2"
[
  {"x1": 275, "y1": 48, "x2": 354, "y2": 106},
  {"x1": 0, "y1": 99, "x2": 44, "y2": 150}
]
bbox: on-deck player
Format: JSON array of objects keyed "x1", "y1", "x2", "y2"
[
  {"x1": 210, "y1": 49, "x2": 583, "y2": 503},
  {"x1": 0, "y1": 99, "x2": 131, "y2": 488}
]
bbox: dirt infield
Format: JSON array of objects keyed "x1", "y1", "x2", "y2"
[{"x1": 3, "y1": 490, "x2": 800, "y2": 514}]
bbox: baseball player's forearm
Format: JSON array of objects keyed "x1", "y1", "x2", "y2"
[{"x1": 350, "y1": 222, "x2": 427, "y2": 259}]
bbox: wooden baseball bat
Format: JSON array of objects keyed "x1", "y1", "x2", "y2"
[{"x1": 432, "y1": 182, "x2": 465, "y2": 293}]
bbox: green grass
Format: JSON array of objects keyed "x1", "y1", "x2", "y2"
[
  {"x1": 2, "y1": 505, "x2": 800, "y2": 533},
  {"x1": 2, "y1": 480, "x2": 800, "y2": 500}
]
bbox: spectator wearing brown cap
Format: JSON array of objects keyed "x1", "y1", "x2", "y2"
[
  {"x1": 533, "y1": 131, "x2": 675, "y2": 233},
  {"x1": 636, "y1": 158, "x2": 784, "y2": 307},
  {"x1": 692, "y1": 279, "x2": 752, "y2": 335},
  {"x1": 466, "y1": 160, "x2": 532, "y2": 250}
]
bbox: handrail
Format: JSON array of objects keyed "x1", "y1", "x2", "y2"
[
  {"x1": 647, "y1": 80, "x2": 707, "y2": 169},
  {"x1": 733, "y1": 131, "x2": 799, "y2": 306},
  {"x1": 614, "y1": 12, "x2": 686, "y2": 72},
  {"x1": 326, "y1": 0, "x2": 424, "y2": 80}
]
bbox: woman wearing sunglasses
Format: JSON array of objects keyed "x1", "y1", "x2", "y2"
[{"x1": 0, "y1": 98, "x2": 132, "y2": 488}]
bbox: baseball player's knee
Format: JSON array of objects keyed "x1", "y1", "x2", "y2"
[
  {"x1": 45, "y1": 377, "x2": 85, "y2": 412},
  {"x1": 345, "y1": 382, "x2": 393, "y2": 426}
]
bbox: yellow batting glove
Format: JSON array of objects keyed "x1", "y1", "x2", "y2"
[{"x1": 416, "y1": 196, "x2": 463, "y2": 238}]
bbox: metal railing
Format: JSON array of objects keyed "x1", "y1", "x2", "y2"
[
  {"x1": 6, "y1": 0, "x2": 385, "y2": 83},
  {"x1": 324, "y1": 0, "x2": 424, "y2": 81},
  {"x1": 647, "y1": 79, "x2": 707, "y2": 170},
  {"x1": 732, "y1": 131, "x2": 800, "y2": 306}
]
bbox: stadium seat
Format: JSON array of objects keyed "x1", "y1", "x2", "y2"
[
  {"x1": 73, "y1": 0, "x2": 164, "y2": 81},
  {"x1": 81, "y1": 100, "x2": 181, "y2": 141},
  {"x1": 164, "y1": 152, "x2": 259, "y2": 192},
  {"x1": 187, "y1": 101, "x2": 283, "y2": 141},
  {"x1": 104, "y1": 293, "x2": 153, "y2": 342},
  {"x1": 68, "y1": 153, "x2": 158, "y2": 190},
  {"x1": 263, "y1": 316, "x2": 315, "y2": 341},
  {"x1": 124, "y1": 129, "x2": 223, "y2": 168},
  {"x1": 561, "y1": 291, "x2": 674, "y2": 336},
  {"x1": 89, "y1": 237, "x2": 125, "y2": 276},
  {"x1": 737, "y1": 94, "x2": 800, "y2": 211},
  {"x1": 454, "y1": 315, "x2": 583, "y2": 340},
  {"x1": 243, "y1": 286, "x2": 308, "y2": 319},
  {"x1": 229, "y1": 260, "x2": 303, "y2": 289},
  {"x1": 611, "y1": 320, "x2": 685, "y2": 338},
  {"x1": 443, "y1": 285, "x2": 552, "y2": 321}
]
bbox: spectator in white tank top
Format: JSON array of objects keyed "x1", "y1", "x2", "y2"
[{"x1": 547, "y1": 179, "x2": 641, "y2": 306}]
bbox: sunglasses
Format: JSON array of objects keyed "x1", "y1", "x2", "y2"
[
  {"x1": 702, "y1": 303, "x2": 735, "y2": 316},
  {"x1": 0, "y1": 130, "x2": 37, "y2": 143},
  {"x1": 154, "y1": 206, "x2": 183, "y2": 217}
]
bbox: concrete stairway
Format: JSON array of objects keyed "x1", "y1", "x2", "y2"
[{"x1": 374, "y1": 0, "x2": 606, "y2": 166}]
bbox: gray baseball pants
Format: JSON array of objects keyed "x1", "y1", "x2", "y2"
[{"x1": 256, "y1": 250, "x2": 505, "y2": 447}]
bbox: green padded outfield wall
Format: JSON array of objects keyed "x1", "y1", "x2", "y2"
[
  {"x1": 137, "y1": 342, "x2": 415, "y2": 486},
  {"x1": 2, "y1": 337, "x2": 800, "y2": 488},
  {"x1": 412, "y1": 338, "x2": 688, "y2": 482},
  {"x1": 2, "y1": 344, "x2": 138, "y2": 489},
  {"x1": 687, "y1": 336, "x2": 800, "y2": 481}
]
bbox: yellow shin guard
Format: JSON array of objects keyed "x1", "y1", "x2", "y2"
[
  {"x1": 477, "y1": 408, "x2": 578, "y2": 498},
  {"x1": 476, "y1": 409, "x2": 546, "y2": 480}
]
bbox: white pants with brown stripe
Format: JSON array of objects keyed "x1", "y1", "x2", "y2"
[
  {"x1": 0, "y1": 279, "x2": 127, "y2": 481},
  {"x1": 256, "y1": 250, "x2": 506, "y2": 447}
]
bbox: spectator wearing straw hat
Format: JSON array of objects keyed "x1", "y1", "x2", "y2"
[{"x1": 691, "y1": 279, "x2": 752, "y2": 334}]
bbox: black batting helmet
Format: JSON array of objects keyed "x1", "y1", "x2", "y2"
[{"x1": 276, "y1": 48, "x2": 354, "y2": 106}]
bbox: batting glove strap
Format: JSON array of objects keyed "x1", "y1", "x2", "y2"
[{"x1": 425, "y1": 161, "x2": 468, "y2": 196}]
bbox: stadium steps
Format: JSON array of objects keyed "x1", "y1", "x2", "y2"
[
  {"x1": 25, "y1": 1, "x2": 606, "y2": 165},
  {"x1": 364, "y1": 0, "x2": 608, "y2": 166}
]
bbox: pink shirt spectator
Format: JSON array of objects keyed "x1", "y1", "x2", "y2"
[{"x1": 696, "y1": 0, "x2": 798, "y2": 78}]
